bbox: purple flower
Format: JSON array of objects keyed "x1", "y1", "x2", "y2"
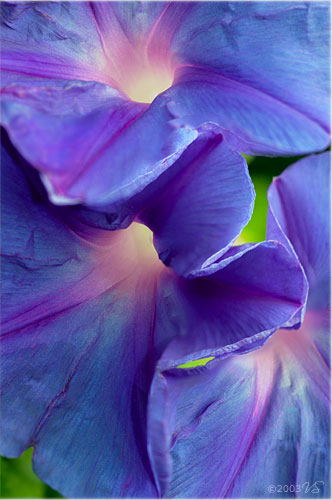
[
  {"x1": 0, "y1": 133, "x2": 307, "y2": 498},
  {"x1": 1, "y1": 3, "x2": 330, "y2": 497},
  {"x1": 148, "y1": 152, "x2": 330, "y2": 498},
  {"x1": 1, "y1": 1, "x2": 330, "y2": 224}
]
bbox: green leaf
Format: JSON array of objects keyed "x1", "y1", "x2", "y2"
[
  {"x1": 0, "y1": 449, "x2": 62, "y2": 498},
  {"x1": 177, "y1": 357, "x2": 215, "y2": 369}
]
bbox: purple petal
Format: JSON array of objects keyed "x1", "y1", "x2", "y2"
[
  {"x1": 165, "y1": 66, "x2": 330, "y2": 155},
  {"x1": 1, "y1": 80, "x2": 196, "y2": 218},
  {"x1": 1, "y1": 135, "x2": 309, "y2": 498},
  {"x1": 2, "y1": 77, "x2": 258, "y2": 277},
  {"x1": 153, "y1": 241, "x2": 307, "y2": 371},
  {"x1": 2, "y1": 2, "x2": 329, "y2": 165},
  {"x1": 138, "y1": 124, "x2": 255, "y2": 276},
  {"x1": 0, "y1": 2, "x2": 174, "y2": 99},
  {"x1": 162, "y1": 1, "x2": 330, "y2": 154},
  {"x1": 147, "y1": 241, "x2": 308, "y2": 495},
  {"x1": 1, "y1": 2, "x2": 111, "y2": 85},
  {"x1": 1, "y1": 137, "x2": 161, "y2": 497},
  {"x1": 148, "y1": 312, "x2": 330, "y2": 497},
  {"x1": 267, "y1": 152, "x2": 331, "y2": 310},
  {"x1": 2, "y1": 74, "x2": 259, "y2": 278}
]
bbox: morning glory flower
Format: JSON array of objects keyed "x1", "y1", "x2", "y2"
[
  {"x1": 148, "y1": 152, "x2": 330, "y2": 498},
  {"x1": 1, "y1": 1, "x2": 330, "y2": 227},
  {"x1": 0, "y1": 132, "x2": 307, "y2": 498}
]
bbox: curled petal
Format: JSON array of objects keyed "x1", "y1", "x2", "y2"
[
  {"x1": 138, "y1": 124, "x2": 255, "y2": 276},
  {"x1": 1, "y1": 137, "x2": 309, "y2": 498},
  {"x1": 147, "y1": 240, "x2": 308, "y2": 495},
  {"x1": 163, "y1": 1, "x2": 330, "y2": 154},
  {"x1": 1, "y1": 80, "x2": 197, "y2": 221},
  {"x1": 1, "y1": 137, "x2": 159, "y2": 497},
  {"x1": 148, "y1": 314, "x2": 330, "y2": 497},
  {"x1": 267, "y1": 152, "x2": 331, "y2": 309},
  {"x1": 153, "y1": 241, "x2": 308, "y2": 370},
  {"x1": 2, "y1": 87, "x2": 256, "y2": 277}
]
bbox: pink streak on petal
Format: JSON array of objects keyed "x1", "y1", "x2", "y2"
[
  {"x1": 249, "y1": 310, "x2": 330, "y2": 406},
  {"x1": 222, "y1": 352, "x2": 276, "y2": 496}
]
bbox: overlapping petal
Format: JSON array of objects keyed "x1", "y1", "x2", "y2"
[
  {"x1": 137, "y1": 125, "x2": 255, "y2": 276},
  {"x1": 267, "y1": 152, "x2": 331, "y2": 309},
  {"x1": 1, "y1": 80, "x2": 197, "y2": 212},
  {"x1": 152, "y1": 241, "x2": 307, "y2": 372},
  {"x1": 147, "y1": 241, "x2": 309, "y2": 496},
  {"x1": 148, "y1": 314, "x2": 330, "y2": 498},
  {"x1": 163, "y1": 1, "x2": 330, "y2": 154},
  {"x1": 1, "y1": 2, "x2": 330, "y2": 216},
  {"x1": 1, "y1": 110, "x2": 256, "y2": 278},
  {"x1": 147, "y1": 151, "x2": 330, "y2": 498},
  {"x1": 166, "y1": 67, "x2": 329, "y2": 156},
  {"x1": 1, "y1": 137, "x2": 307, "y2": 498},
  {"x1": 0, "y1": 2, "x2": 193, "y2": 223}
]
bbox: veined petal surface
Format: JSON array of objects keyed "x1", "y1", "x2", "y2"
[
  {"x1": 148, "y1": 313, "x2": 330, "y2": 498},
  {"x1": 1, "y1": 137, "x2": 307, "y2": 498},
  {"x1": 147, "y1": 151, "x2": 330, "y2": 498},
  {"x1": 158, "y1": 1, "x2": 330, "y2": 154},
  {"x1": 1, "y1": 1, "x2": 330, "y2": 207},
  {"x1": 267, "y1": 152, "x2": 331, "y2": 310},
  {"x1": 1, "y1": 80, "x2": 196, "y2": 213}
]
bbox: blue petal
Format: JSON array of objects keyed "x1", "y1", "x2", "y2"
[
  {"x1": 1, "y1": 136, "x2": 309, "y2": 498},
  {"x1": 147, "y1": 241, "x2": 308, "y2": 496},
  {"x1": 2, "y1": 2, "x2": 329, "y2": 171},
  {"x1": 163, "y1": 1, "x2": 330, "y2": 154},
  {"x1": 1, "y1": 2, "x2": 168, "y2": 89},
  {"x1": 148, "y1": 313, "x2": 330, "y2": 498},
  {"x1": 138, "y1": 124, "x2": 255, "y2": 276},
  {"x1": 1, "y1": 80, "x2": 197, "y2": 219},
  {"x1": 1, "y1": 137, "x2": 160, "y2": 497},
  {"x1": 1, "y1": 2, "x2": 110, "y2": 85},
  {"x1": 153, "y1": 240, "x2": 307, "y2": 371},
  {"x1": 165, "y1": 66, "x2": 330, "y2": 155},
  {"x1": 267, "y1": 152, "x2": 331, "y2": 310},
  {"x1": 2, "y1": 81, "x2": 257, "y2": 277}
]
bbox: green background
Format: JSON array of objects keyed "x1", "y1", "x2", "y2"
[{"x1": 0, "y1": 153, "x2": 303, "y2": 498}]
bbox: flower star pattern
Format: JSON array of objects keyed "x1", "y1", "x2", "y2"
[
  {"x1": 0, "y1": 1, "x2": 330, "y2": 499},
  {"x1": 1, "y1": 2, "x2": 330, "y2": 218},
  {"x1": 148, "y1": 153, "x2": 330, "y2": 498},
  {"x1": 1, "y1": 134, "x2": 308, "y2": 498}
]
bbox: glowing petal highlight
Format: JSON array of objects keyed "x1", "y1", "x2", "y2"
[{"x1": 123, "y1": 66, "x2": 174, "y2": 103}]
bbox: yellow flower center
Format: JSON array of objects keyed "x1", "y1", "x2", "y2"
[{"x1": 124, "y1": 66, "x2": 174, "y2": 103}]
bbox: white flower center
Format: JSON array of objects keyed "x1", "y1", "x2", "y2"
[{"x1": 124, "y1": 66, "x2": 174, "y2": 103}]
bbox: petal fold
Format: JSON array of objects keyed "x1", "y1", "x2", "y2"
[
  {"x1": 138, "y1": 124, "x2": 255, "y2": 277},
  {"x1": 1, "y1": 80, "x2": 197, "y2": 224},
  {"x1": 1, "y1": 136, "x2": 310, "y2": 498},
  {"x1": 267, "y1": 152, "x2": 331, "y2": 309},
  {"x1": 148, "y1": 314, "x2": 330, "y2": 498},
  {"x1": 153, "y1": 240, "x2": 308, "y2": 371},
  {"x1": 166, "y1": 66, "x2": 330, "y2": 155},
  {"x1": 1, "y1": 137, "x2": 159, "y2": 498},
  {"x1": 164, "y1": 1, "x2": 330, "y2": 154}
]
